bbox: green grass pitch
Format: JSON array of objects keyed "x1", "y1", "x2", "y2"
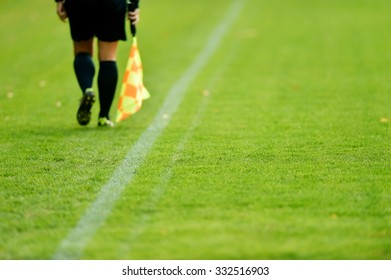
[{"x1": 0, "y1": 0, "x2": 390, "y2": 259}]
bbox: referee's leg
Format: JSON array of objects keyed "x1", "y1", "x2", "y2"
[
  {"x1": 73, "y1": 39, "x2": 96, "y2": 125},
  {"x1": 97, "y1": 41, "x2": 119, "y2": 121},
  {"x1": 73, "y1": 39, "x2": 95, "y2": 95}
]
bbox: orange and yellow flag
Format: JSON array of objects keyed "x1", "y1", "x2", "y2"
[{"x1": 116, "y1": 38, "x2": 150, "y2": 123}]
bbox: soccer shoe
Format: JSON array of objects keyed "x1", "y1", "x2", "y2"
[
  {"x1": 98, "y1": 117, "x2": 115, "y2": 127},
  {"x1": 76, "y1": 90, "x2": 95, "y2": 126}
]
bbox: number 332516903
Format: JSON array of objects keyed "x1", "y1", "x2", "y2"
[{"x1": 215, "y1": 266, "x2": 269, "y2": 276}]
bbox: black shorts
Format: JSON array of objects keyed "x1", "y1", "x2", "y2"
[{"x1": 65, "y1": 0, "x2": 127, "y2": 42}]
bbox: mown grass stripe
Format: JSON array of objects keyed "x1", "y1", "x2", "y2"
[
  {"x1": 117, "y1": 41, "x2": 241, "y2": 258},
  {"x1": 53, "y1": 0, "x2": 248, "y2": 260}
]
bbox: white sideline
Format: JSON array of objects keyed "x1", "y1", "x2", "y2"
[
  {"x1": 54, "y1": 0, "x2": 247, "y2": 259},
  {"x1": 117, "y1": 41, "x2": 241, "y2": 258}
]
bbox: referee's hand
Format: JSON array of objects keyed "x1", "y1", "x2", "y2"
[
  {"x1": 56, "y1": 1, "x2": 68, "y2": 22},
  {"x1": 128, "y1": 9, "x2": 140, "y2": 25}
]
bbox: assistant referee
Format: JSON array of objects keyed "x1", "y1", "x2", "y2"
[{"x1": 55, "y1": 0, "x2": 141, "y2": 127}]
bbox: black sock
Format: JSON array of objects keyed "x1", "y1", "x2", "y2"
[
  {"x1": 98, "y1": 61, "x2": 118, "y2": 119},
  {"x1": 73, "y1": 53, "x2": 95, "y2": 94}
]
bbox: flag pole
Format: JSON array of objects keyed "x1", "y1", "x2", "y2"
[{"x1": 128, "y1": 0, "x2": 137, "y2": 37}]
